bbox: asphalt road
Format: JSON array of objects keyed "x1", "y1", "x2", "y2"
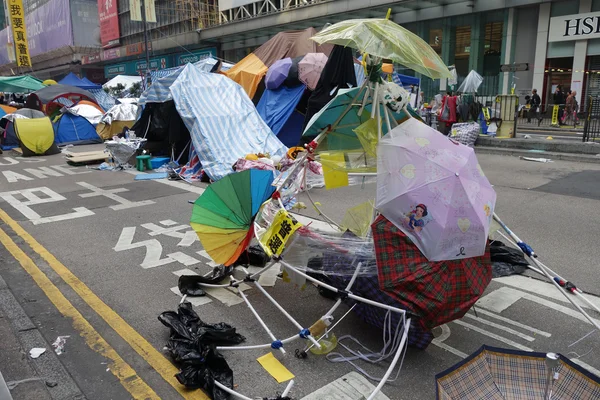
[{"x1": 0, "y1": 146, "x2": 599, "y2": 400}]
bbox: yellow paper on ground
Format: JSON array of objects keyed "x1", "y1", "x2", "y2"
[
  {"x1": 321, "y1": 152, "x2": 349, "y2": 189},
  {"x1": 257, "y1": 352, "x2": 295, "y2": 383}
]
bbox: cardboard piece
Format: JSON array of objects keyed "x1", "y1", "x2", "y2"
[{"x1": 257, "y1": 352, "x2": 294, "y2": 383}]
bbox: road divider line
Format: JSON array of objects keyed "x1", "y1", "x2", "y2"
[
  {"x1": 0, "y1": 209, "x2": 209, "y2": 400},
  {"x1": 0, "y1": 226, "x2": 159, "y2": 400}
]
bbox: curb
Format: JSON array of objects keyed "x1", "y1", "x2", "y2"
[
  {"x1": 474, "y1": 147, "x2": 600, "y2": 164},
  {"x1": 0, "y1": 273, "x2": 85, "y2": 400}
]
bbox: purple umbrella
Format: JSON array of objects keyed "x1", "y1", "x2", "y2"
[{"x1": 265, "y1": 58, "x2": 292, "y2": 90}]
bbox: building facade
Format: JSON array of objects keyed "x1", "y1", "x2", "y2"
[{"x1": 0, "y1": 0, "x2": 597, "y2": 106}]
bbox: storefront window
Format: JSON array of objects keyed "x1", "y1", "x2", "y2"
[
  {"x1": 455, "y1": 25, "x2": 471, "y2": 77},
  {"x1": 546, "y1": 57, "x2": 574, "y2": 104},
  {"x1": 429, "y1": 29, "x2": 442, "y2": 56},
  {"x1": 483, "y1": 22, "x2": 503, "y2": 77}
]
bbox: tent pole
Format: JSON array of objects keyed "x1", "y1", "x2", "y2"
[{"x1": 141, "y1": 0, "x2": 151, "y2": 86}]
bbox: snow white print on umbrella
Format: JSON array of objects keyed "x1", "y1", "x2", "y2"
[{"x1": 376, "y1": 118, "x2": 496, "y2": 261}]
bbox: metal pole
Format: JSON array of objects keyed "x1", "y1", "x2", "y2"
[{"x1": 141, "y1": 0, "x2": 151, "y2": 86}]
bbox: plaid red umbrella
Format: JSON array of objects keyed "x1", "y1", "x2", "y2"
[{"x1": 372, "y1": 215, "x2": 492, "y2": 330}]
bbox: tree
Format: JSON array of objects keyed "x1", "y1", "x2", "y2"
[{"x1": 129, "y1": 82, "x2": 142, "y2": 97}]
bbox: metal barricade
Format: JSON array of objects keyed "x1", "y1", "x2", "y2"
[{"x1": 583, "y1": 96, "x2": 600, "y2": 142}]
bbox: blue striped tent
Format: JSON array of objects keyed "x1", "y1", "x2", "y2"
[
  {"x1": 170, "y1": 64, "x2": 287, "y2": 180},
  {"x1": 89, "y1": 89, "x2": 116, "y2": 111}
]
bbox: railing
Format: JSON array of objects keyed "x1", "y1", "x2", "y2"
[
  {"x1": 516, "y1": 104, "x2": 583, "y2": 131},
  {"x1": 216, "y1": 0, "x2": 328, "y2": 27},
  {"x1": 583, "y1": 96, "x2": 600, "y2": 142}
]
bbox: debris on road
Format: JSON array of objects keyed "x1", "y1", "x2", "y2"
[
  {"x1": 158, "y1": 301, "x2": 245, "y2": 399},
  {"x1": 51, "y1": 336, "x2": 70, "y2": 355},
  {"x1": 29, "y1": 348, "x2": 46, "y2": 359},
  {"x1": 520, "y1": 156, "x2": 552, "y2": 163}
]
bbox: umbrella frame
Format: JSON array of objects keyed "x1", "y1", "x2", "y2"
[{"x1": 186, "y1": 127, "x2": 411, "y2": 400}]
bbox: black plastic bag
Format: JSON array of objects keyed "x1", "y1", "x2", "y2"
[
  {"x1": 490, "y1": 241, "x2": 529, "y2": 266},
  {"x1": 233, "y1": 245, "x2": 270, "y2": 268},
  {"x1": 158, "y1": 302, "x2": 245, "y2": 399},
  {"x1": 178, "y1": 266, "x2": 234, "y2": 296}
]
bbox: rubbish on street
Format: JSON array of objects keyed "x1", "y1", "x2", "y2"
[
  {"x1": 158, "y1": 301, "x2": 245, "y2": 399},
  {"x1": 257, "y1": 352, "x2": 295, "y2": 383},
  {"x1": 51, "y1": 336, "x2": 70, "y2": 355},
  {"x1": 490, "y1": 241, "x2": 529, "y2": 278},
  {"x1": 134, "y1": 172, "x2": 168, "y2": 180},
  {"x1": 178, "y1": 266, "x2": 234, "y2": 296},
  {"x1": 520, "y1": 156, "x2": 552, "y2": 163},
  {"x1": 65, "y1": 150, "x2": 108, "y2": 166},
  {"x1": 29, "y1": 348, "x2": 46, "y2": 359},
  {"x1": 436, "y1": 345, "x2": 600, "y2": 399}
]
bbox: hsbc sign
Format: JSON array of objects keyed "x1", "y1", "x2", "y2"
[{"x1": 549, "y1": 11, "x2": 600, "y2": 42}]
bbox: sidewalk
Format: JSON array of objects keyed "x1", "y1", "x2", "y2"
[
  {"x1": 475, "y1": 136, "x2": 600, "y2": 164},
  {"x1": 0, "y1": 274, "x2": 83, "y2": 400}
]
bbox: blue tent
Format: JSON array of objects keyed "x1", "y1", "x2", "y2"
[
  {"x1": 256, "y1": 84, "x2": 305, "y2": 147},
  {"x1": 58, "y1": 73, "x2": 102, "y2": 90},
  {"x1": 1, "y1": 120, "x2": 17, "y2": 150},
  {"x1": 53, "y1": 113, "x2": 102, "y2": 145}
]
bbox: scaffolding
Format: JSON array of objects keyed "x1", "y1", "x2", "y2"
[{"x1": 174, "y1": 0, "x2": 218, "y2": 30}]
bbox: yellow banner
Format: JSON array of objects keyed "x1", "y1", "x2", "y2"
[
  {"x1": 482, "y1": 107, "x2": 491, "y2": 123},
  {"x1": 144, "y1": 0, "x2": 157, "y2": 23},
  {"x1": 8, "y1": 0, "x2": 31, "y2": 68},
  {"x1": 551, "y1": 105, "x2": 559, "y2": 126},
  {"x1": 129, "y1": 0, "x2": 142, "y2": 21},
  {"x1": 259, "y1": 210, "x2": 302, "y2": 257}
]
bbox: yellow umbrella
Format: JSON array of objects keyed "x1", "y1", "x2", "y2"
[{"x1": 43, "y1": 79, "x2": 57, "y2": 86}]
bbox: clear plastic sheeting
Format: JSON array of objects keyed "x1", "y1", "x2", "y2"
[
  {"x1": 280, "y1": 228, "x2": 377, "y2": 277},
  {"x1": 457, "y1": 70, "x2": 483, "y2": 94},
  {"x1": 105, "y1": 138, "x2": 146, "y2": 168},
  {"x1": 311, "y1": 18, "x2": 453, "y2": 79}
]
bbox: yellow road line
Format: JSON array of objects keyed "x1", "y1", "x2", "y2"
[
  {"x1": 0, "y1": 226, "x2": 159, "y2": 400},
  {"x1": 0, "y1": 210, "x2": 209, "y2": 400}
]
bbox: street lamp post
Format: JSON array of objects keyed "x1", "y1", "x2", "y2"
[{"x1": 141, "y1": 0, "x2": 151, "y2": 86}]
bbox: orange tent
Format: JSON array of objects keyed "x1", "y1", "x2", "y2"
[
  {"x1": 77, "y1": 100, "x2": 104, "y2": 113},
  {"x1": 0, "y1": 105, "x2": 17, "y2": 114},
  {"x1": 225, "y1": 28, "x2": 332, "y2": 99}
]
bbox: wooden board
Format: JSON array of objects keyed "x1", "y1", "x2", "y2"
[
  {"x1": 66, "y1": 152, "x2": 108, "y2": 166},
  {"x1": 11, "y1": 147, "x2": 22, "y2": 154},
  {"x1": 64, "y1": 150, "x2": 107, "y2": 158}
]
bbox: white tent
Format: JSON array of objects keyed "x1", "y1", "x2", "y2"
[{"x1": 103, "y1": 75, "x2": 142, "y2": 91}]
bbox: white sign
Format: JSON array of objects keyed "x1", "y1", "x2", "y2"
[
  {"x1": 549, "y1": 11, "x2": 600, "y2": 42},
  {"x1": 218, "y1": 0, "x2": 257, "y2": 12}
]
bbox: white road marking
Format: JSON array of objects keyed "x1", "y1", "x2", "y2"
[
  {"x1": 0, "y1": 187, "x2": 94, "y2": 224},
  {"x1": 0, "y1": 156, "x2": 20, "y2": 166},
  {"x1": 475, "y1": 287, "x2": 525, "y2": 313},
  {"x1": 167, "y1": 252, "x2": 201, "y2": 266},
  {"x1": 431, "y1": 325, "x2": 468, "y2": 358},
  {"x1": 172, "y1": 268, "x2": 247, "y2": 307},
  {"x1": 472, "y1": 308, "x2": 551, "y2": 337},
  {"x1": 24, "y1": 167, "x2": 63, "y2": 179},
  {"x1": 523, "y1": 294, "x2": 600, "y2": 327},
  {"x1": 125, "y1": 170, "x2": 206, "y2": 194},
  {"x1": 463, "y1": 313, "x2": 535, "y2": 342},
  {"x1": 77, "y1": 182, "x2": 154, "y2": 210},
  {"x1": 114, "y1": 227, "x2": 174, "y2": 269},
  {"x1": 452, "y1": 320, "x2": 533, "y2": 351},
  {"x1": 497, "y1": 275, "x2": 600, "y2": 312},
  {"x1": 2, "y1": 170, "x2": 34, "y2": 182},
  {"x1": 170, "y1": 287, "x2": 213, "y2": 306},
  {"x1": 196, "y1": 250, "x2": 219, "y2": 268},
  {"x1": 49, "y1": 165, "x2": 91, "y2": 176}
]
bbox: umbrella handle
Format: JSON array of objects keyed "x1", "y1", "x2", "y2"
[{"x1": 386, "y1": 8, "x2": 392, "y2": 20}]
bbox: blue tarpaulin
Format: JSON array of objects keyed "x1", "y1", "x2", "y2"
[
  {"x1": 256, "y1": 84, "x2": 305, "y2": 147},
  {"x1": 59, "y1": 73, "x2": 102, "y2": 90}
]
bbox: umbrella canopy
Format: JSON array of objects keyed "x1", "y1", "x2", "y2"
[
  {"x1": 457, "y1": 70, "x2": 484, "y2": 93},
  {"x1": 190, "y1": 169, "x2": 275, "y2": 266},
  {"x1": 436, "y1": 346, "x2": 600, "y2": 399},
  {"x1": 376, "y1": 117, "x2": 496, "y2": 261},
  {"x1": 43, "y1": 79, "x2": 58, "y2": 85},
  {"x1": 265, "y1": 58, "x2": 292, "y2": 90},
  {"x1": 298, "y1": 53, "x2": 328, "y2": 90},
  {"x1": 372, "y1": 214, "x2": 491, "y2": 329},
  {"x1": 14, "y1": 108, "x2": 45, "y2": 119},
  {"x1": 311, "y1": 18, "x2": 453, "y2": 79}
]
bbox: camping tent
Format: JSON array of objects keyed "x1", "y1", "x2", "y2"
[
  {"x1": 256, "y1": 84, "x2": 306, "y2": 147},
  {"x1": 225, "y1": 28, "x2": 332, "y2": 99},
  {"x1": 26, "y1": 84, "x2": 99, "y2": 117},
  {"x1": 14, "y1": 117, "x2": 60, "y2": 156},
  {"x1": 54, "y1": 113, "x2": 102, "y2": 145},
  {"x1": 138, "y1": 63, "x2": 287, "y2": 180},
  {"x1": 58, "y1": 73, "x2": 102, "y2": 90},
  {"x1": 0, "y1": 75, "x2": 45, "y2": 92},
  {"x1": 96, "y1": 103, "x2": 138, "y2": 140},
  {"x1": 0, "y1": 108, "x2": 45, "y2": 150},
  {"x1": 64, "y1": 103, "x2": 104, "y2": 125}
]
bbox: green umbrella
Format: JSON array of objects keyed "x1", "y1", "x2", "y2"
[
  {"x1": 311, "y1": 18, "x2": 453, "y2": 79},
  {"x1": 0, "y1": 75, "x2": 45, "y2": 92}
]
